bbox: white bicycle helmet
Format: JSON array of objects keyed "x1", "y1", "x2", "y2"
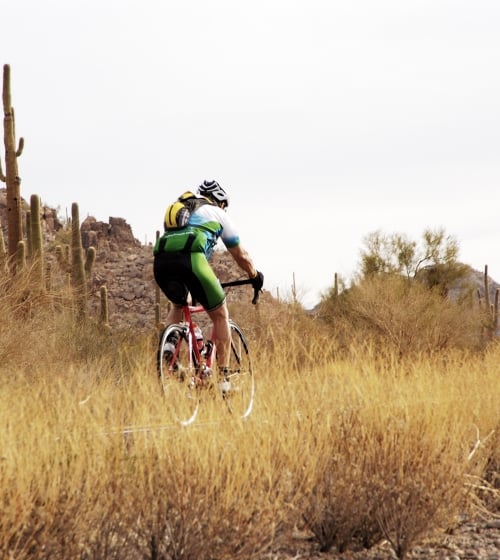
[{"x1": 197, "y1": 180, "x2": 229, "y2": 207}]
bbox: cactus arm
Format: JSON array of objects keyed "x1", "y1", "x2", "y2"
[
  {"x1": 2, "y1": 64, "x2": 11, "y2": 109},
  {"x1": 11, "y1": 107, "x2": 24, "y2": 156},
  {"x1": 16, "y1": 137, "x2": 24, "y2": 157},
  {"x1": 0, "y1": 156, "x2": 5, "y2": 182}
]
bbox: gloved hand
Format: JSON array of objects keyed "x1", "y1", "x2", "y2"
[{"x1": 251, "y1": 270, "x2": 264, "y2": 291}]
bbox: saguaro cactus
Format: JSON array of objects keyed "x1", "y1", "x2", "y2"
[
  {"x1": 482, "y1": 265, "x2": 499, "y2": 338},
  {"x1": 30, "y1": 194, "x2": 44, "y2": 290},
  {"x1": 25, "y1": 211, "x2": 32, "y2": 256},
  {"x1": 16, "y1": 239, "x2": 25, "y2": 271},
  {"x1": 484, "y1": 265, "x2": 491, "y2": 310},
  {"x1": 55, "y1": 244, "x2": 65, "y2": 268},
  {"x1": 84, "y1": 246, "x2": 96, "y2": 277},
  {"x1": 0, "y1": 222, "x2": 7, "y2": 273},
  {"x1": 154, "y1": 228, "x2": 168, "y2": 330},
  {"x1": 71, "y1": 202, "x2": 87, "y2": 318},
  {"x1": 99, "y1": 285, "x2": 110, "y2": 328},
  {"x1": 1, "y1": 64, "x2": 24, "y2": 258}
]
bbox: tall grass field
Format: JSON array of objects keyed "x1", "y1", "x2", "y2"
[{"x1": 1, "y1": 271, "x2": 499, "y2": 559}]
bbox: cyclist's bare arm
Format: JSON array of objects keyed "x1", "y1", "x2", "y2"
[{"x1": 227, "y1": 245, "x2": 258, "y2": 278}]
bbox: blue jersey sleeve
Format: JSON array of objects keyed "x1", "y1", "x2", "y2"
[{"x1": 189, "y1": 205, "x2": 240, "y2": 257}]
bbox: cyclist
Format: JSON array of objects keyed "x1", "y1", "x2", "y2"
[{"x1": 153, "y1": 180, "x2": 264, "y2": 374}]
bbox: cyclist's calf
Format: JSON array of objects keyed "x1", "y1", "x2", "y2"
[{"x1": 207, "y1": 303, "x2": 231, "y2": 369}]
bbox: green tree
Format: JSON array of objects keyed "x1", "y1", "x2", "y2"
[
  {"x1": 359, "y1": 227, "x2": 467, "y2": 293},
  {"x1": 360, "y1": 230, "x2": 417, "y2": 278},
  {"x1": 318, "y1": 227, "x2": 480, "y2": 355}
]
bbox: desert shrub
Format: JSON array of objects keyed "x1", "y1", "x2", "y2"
[
  {"x1": 318, "y1": 274, "x2": 484, "y2": 357},
  {"x1": 289, "y1": 348, "x2": 498, "y2": 558},
  {"x1": 0, "y1": 264, "x2": 59, "y2": 370},
  {"x1": 302, "y1": 416, "x2": 468, "y2": 557},
  {"x1": 0, "y1": 262, "x2": 139, "y2": 378}
]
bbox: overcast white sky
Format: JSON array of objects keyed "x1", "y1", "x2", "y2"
[{"x1": 3, "y1": 1, "x2": 500, "y2": 307}]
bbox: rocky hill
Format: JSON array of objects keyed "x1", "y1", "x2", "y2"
[
  {"x1": 80, "y1": 215, "x2": 157, "y2": 330},
  {"x1": 0, "y1": 189, "x2": 265, "y2": 331}
]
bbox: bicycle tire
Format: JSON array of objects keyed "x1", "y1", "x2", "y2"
[
  {"x1": 157, "y1": 323, "x2": 200, "y2": 426},
  {"x1": 219, "y1": 321, "x2": 255, "y2": 419}
]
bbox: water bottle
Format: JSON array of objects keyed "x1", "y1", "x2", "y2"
[
  {"x1": 203, "y1": 340, "x2": 214, "y2": 359},
  {"x1": 193, "y1": 324, "x2": 204, "y2": 351},
  {"x1": 164, "y1": 330, "x2": 179, "y2": 355}
]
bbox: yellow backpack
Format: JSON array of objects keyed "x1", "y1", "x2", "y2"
[{"x1": 163, "y1": 191, "x2": 211, "y2": 231}]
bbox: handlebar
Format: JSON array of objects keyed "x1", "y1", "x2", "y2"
[{"x1": 221, "y1": 278, "x2": 261, "y2": 305}]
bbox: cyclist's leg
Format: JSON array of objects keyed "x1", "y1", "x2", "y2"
[
  {"x1": 166, "y1": 303, "x2": 183, "y2": 325},
  {"x1": 188, "y1": 253, "x2": 230, "y2": 368},
  {"x1": 207, "y1": 303, "x2": 230, "y2": 368}
]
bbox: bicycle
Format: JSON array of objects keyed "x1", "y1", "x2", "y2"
[{"x1": 156, "y1": 278, "x2": 260, "y2": 426}]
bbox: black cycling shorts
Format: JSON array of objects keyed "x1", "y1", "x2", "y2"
[{"x1": 153, "y1": 251, "x2": 225, "y2": 311}]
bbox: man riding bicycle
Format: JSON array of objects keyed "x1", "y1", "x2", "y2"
[{"x1": 153, "y1": 180, "x2": 264, "y2": 375}]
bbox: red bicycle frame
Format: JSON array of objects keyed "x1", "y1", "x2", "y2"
[
  {"x1": 169, "y1": 278, "x2": 260, "y2": 376},
  {"x1": 178, "y1": 302, "x2": 215, "y2": 374}
]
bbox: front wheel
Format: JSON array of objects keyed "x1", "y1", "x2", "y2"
[
  {"x1": 219, "y1": 321, "x2": 255, "y2": 419},
  {"x1": 157, "y1": 323, "x2": 200, "y2": 426}
]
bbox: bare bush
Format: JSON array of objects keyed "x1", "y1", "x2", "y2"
[{"x1": 319, "y1": 274, "x2": 484, "y2": 357}]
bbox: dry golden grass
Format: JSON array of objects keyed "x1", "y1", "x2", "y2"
[
  {"x1": 317, "y1": 274, "x2": 487, "y2": 357},
  {"x1": 1, "y1": 283, "x2": 499, "y2": 559}
]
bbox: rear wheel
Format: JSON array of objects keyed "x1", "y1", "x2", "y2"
[
  {"x1": 219, "y1": 321, "x2": 255, "y2": 419},
  {"x1": 157, "y1": 323, "x2": 200, "y2": 426}
]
